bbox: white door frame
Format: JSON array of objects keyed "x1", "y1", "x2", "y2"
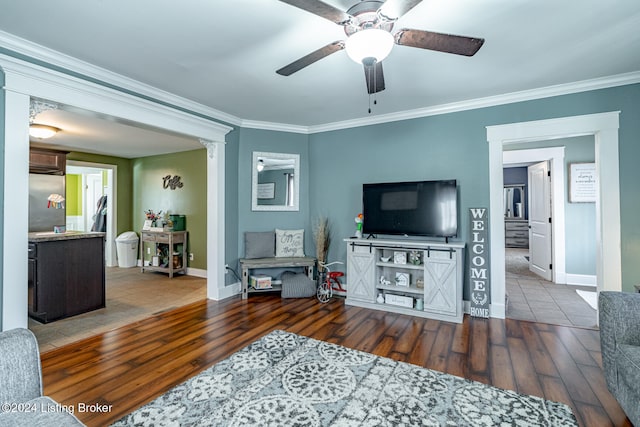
[
  {"x1": 67, "y1": 161, "x2": 118, "y2": 267},
  {"x1": 1, "y1": 53, "x2": 232, "y2": 330},
  {"x1": 503, "y1": 147, "x2": 566, "y2": 284},
  {"x1": 487, "y1": 112, "x2": 621, "y2": 319}
]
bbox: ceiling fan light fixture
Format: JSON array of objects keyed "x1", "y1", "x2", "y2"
[
  {"x1": 345, "y1": 28, "x2": 394, "y2": 64},
  {"x1": 29, "y1": 124, "x2": 60, "y2": 139}
]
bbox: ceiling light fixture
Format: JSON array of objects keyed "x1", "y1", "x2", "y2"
[
  {"x1": 345, "y1": 28, "x2": 395, "y2": 64},
  {"x1": 29, "y1": 124, "x2": 60, "y2": 139}
]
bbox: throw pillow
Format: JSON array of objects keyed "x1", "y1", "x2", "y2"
[
  {"x1": 281, "y1": 271, "x2": 315, "y2": 298},
  {"x1": 244, "y1": 231, "x2": 275, "y2": 259},
  {"x1": 275, "y1": 229, "x2": 305, "y2": 257}
]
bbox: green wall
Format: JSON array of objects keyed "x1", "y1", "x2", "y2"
[
  {"x1": 66, "y1": 152, "x2": 134, "y2": 235},
  {"x1": 132, "y1": 149, "x2": 208, "y2": 270},
  {"x1": 65, "y1": 174, "x2": 83, "y2": 216}
]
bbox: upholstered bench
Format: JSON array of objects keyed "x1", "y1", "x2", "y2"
[
  {"x1": 240, "y1": 256, "x2": 316, "y2": 299},
  {"x1": 241, "y1": 229, "x2": 316, "y2": 299}
]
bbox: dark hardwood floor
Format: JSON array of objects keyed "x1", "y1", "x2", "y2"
[{"x1": 40, "y1": 295, "x2": 632, "y2": 427}]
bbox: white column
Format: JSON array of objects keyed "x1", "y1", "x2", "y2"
[
  {"x1": 487, "y1": 134, "x2": 506, "y2": 319},
  {"x1": 2, "y1": 89, "x2": 30, "y2": 330},
  {"x1": 595, "y1": 128, "x2": 621, "y2": 292},
  {"x1": 200, "y1": 139, "x2": 228, "y2": 300}
]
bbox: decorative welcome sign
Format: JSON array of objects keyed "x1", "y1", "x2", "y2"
[{"x1": 469, "y1": 208, "x2": 490, "y2": 318}]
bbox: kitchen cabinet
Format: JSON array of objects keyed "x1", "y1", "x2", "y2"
[
  {"x1": 28, "y1": 232, "x2": 105, "y2": 323},
  {"x1": 29, "y1": 147, "x2": 67, "y2": 175}
]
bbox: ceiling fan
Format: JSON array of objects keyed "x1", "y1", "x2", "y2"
[{"x1": 276, "y1": 0, "x2": 484, "y2": 94}]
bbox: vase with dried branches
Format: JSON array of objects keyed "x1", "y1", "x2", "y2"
[{"x1": 313, "y1": 216, "x2": 331, "y2": 273}]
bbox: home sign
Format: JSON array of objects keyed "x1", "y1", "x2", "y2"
[{"x1": 469, "y1": 208, "x2": 491, "y2": 318}]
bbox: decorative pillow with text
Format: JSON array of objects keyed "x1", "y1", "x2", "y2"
[{"x1": 275, "y1": 229, "x2": 305, "y2": 257}]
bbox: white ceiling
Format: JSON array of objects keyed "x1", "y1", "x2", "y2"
[{"x1": 2, "y1": 0, "x2": 640, "y2": 158}]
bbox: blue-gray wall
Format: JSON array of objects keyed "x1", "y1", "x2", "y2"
[
  {"x1": 304, "y1": 84, "x2": 640, "y2": 294},
  {"x1": 224, "y1": 128, "x2": 240, "y2": 285},
  {"x1": 230, "y1": 128, "x2": 310, "y2": 273}
]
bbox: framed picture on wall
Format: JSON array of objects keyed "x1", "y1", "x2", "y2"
[{"x1": 569, "y1": 162, "x2": 596, "y2": 203}]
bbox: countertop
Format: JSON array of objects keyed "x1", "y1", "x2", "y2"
[{"x1": 28, "y1": 231, "x2": 106, "y2": 242}]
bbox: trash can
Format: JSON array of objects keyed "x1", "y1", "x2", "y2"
[{"x1": 115, "y1": 231, "x2": 139, "y2": 268}]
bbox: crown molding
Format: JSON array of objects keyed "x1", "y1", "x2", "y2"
[
  {"x1": 0, "y1": 52, "x2": 233, "y2": 144},
  {"x1": 2, "y1": 30, "x2": 639, "y2": 136},
  {"x1": 241, "y1": 71, "x2": 640, "y2": 134},
  {"x1": 0, "y1": 30, "x2": 242, "y2": 127},
  {"x1": 239, "y1": 119, "x2": 310, "y2": 135},
  {"x1": 307, "y1": 71, "x2": 640, "y2": 134}
]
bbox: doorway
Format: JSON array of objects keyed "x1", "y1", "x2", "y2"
[
  {"x1": 502, "y1": 141, "x2": 599, "y2": 328},
  {"x1": 503, "y1": 147, "x2": 567, "y2": 284},
  {"x1": 1, "y1": 56, "x2": 231, "y2": 331},
  {"x1": 66, "y1": 162, "x2": 117, "y2": 266},
  {"x1": 487, "y1": 112, "x2": 622, "y2": 319}
]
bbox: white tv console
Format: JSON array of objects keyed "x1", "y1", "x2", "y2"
[{"x1": 344, "y1": 238, "x2": 465, "y2": 323}]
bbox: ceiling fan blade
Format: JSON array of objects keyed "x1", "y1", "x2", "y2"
[
  {"x1": 395, "y1": 28, "x2": 484, "y2": 56},
  {"x1": 278, "y1": 0, "x2": 352, "y2": 25},
  {"x1": 363, "y1": 60, "x2": 385, "y2": 94},
  {"x1": 276, "y1": 41, "x2": 345, "y2": 76},
  {"x1": 378, "y1": 0, "x2": 423, "y2": 21}
]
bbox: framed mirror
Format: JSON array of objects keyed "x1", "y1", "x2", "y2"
[
  {"x1": 504, "y1": 184, "x2": 526, "y2": 219},
  {"x1": 252, "y1": 151, "x2": 300, "y2": 211}
]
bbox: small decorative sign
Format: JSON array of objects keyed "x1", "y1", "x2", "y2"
[
  {"x1": 569, "y1": 163, "x2": 596, "y2": 203},
  {"x1": 395, "y1": 272, "x2": 410, "y2": 287},
  {"x1": 469, "y1": 208, "x2": 490, "y2": 318},
  {"x1": 163, "y1": 175, "x2": 184, "y2": 190},
  {"x1": 393, "y1": 251, "x2": 407, "y2": 264}
]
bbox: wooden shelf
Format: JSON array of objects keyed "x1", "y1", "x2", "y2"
[
  {"x1": 376, "y1": 261, "x2": 424, "y2": 270},
  {"x1": 376, "y1": 283, "x2": 423, "y2": 296},
  {"x1": 140, "y1": 230, "x2": 188, "y2": 278}
]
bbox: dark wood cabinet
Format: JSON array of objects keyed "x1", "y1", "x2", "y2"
[
  {"x1": 29, "y1": 147, "x2": 67, "y2": 175},
  {"x1": 28, "y1": 234, "x2": 105, "y2": 323}
]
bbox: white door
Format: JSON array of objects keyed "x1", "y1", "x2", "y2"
[
  {"x1": 528, "y1": 161, "x2": 553, "y2": 281},
  {"x1": 85, "y1": 173, "x2": 103, "y2": 231}
]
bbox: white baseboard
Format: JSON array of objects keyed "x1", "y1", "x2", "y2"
[
  {"x1": 186, "y1": 267, "x2": 207, "y2": 278},
  {"x1": 565, "y1": 274, "x2": 597, "y2": 287},
  {"x1": 215, "y1": 281, "x2": 241, "y2": 300}
]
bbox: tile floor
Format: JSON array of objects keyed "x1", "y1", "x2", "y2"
[
  {"x1": 29, "y1": 267, "x2": 207, "y2": 353},
  {"x1": 505, "y1": 248, "x2": 598, "y2": 329}
]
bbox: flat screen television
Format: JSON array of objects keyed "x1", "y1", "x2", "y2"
[{"x1": 362, "y1": 180, "x2": 458, "y2": 238}]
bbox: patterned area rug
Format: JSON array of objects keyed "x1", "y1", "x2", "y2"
[{"x1": 112, "y1": 330, "x2": 577, "y2": 426}]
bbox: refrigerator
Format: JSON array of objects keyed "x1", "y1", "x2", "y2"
[{"x1": 29, "y1": 173, "x2": 66, "y2": 232}]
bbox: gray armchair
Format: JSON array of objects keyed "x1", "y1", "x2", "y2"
[
  {"x1": 0, "y1": 328, "x2": 85, "y2": 426},
  {"x1": 599, "y1": 291, "x2": 640, "y2": 426}
]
